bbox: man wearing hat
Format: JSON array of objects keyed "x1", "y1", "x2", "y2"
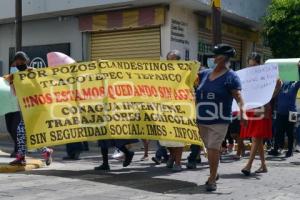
[{"x1": 195, "y1": 44, "x2": 247, "y2": 191}]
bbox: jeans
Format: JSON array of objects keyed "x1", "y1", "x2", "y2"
[
  {"x1": 274, "y1": 114, "x2": 295, "y2": 152},
  {"x1": 155, "y1": 141, "x2": 168, "y2": 161},
  {"x1": 188, "y1": 145, "x2": 201, "y2": 162},
  {"x1": 5, "y1": 111, "x2": 21, "y2": 153},
  {"x1": 66, "y1": 142, "x2": 83, "y2": 157}
]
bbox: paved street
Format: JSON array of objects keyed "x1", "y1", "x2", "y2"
[{"x1": 0, "y1": 137, "x2": 300, "y2": 200}]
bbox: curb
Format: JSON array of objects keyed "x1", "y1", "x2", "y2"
[
  {"x1": 0, "y1": 158, "x2": 44, "y2": 173},
  {"x1": 0, "y1": 149, "x2": 44, "y2": 173}
]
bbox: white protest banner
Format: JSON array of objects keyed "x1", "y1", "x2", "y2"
[{"x1": 232, "y1": 63, "x2": 279, "y2": 112}]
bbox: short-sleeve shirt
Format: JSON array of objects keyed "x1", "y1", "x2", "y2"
[
  {"x1": 276, "y1": 81, "x2": 300, "y2": 115},
  {"x1": 196, "y1": 69, "x2": 242, "y2": 125}
]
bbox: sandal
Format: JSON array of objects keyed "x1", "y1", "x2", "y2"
[
  {"x1": 241, "y1": 168, "x2": 251, "y2": 176},
  {"x1": 205, "y1": 174, "x2": 219, "y2": 185},
  {"x1": 140, "y1": 156, "x2": 149, "y2": 161},
  {"x1": 255, "y1": 167, "x2": 268, "y2": 173}
]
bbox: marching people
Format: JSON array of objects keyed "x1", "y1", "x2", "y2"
[
  {"x1": 94, "y1": 140, "x2": 137, "y2": 171},
  {"x1": 159, "y1": 50, "x2": 185, "y2": 172},
  {"x1": 4, "y1": 51, "x2": 54, "y2": 166},
  {"x1": 268, "y1": 61, "x2": 300, "y2": 157},
  {"x1": 229, "y1": 113, "x2": 245, "y2": 160},
  {"x1": 221, "y1": 130, "x2": 235, "y2": 154},
  {"x1": 186, "y1": 144, "x2": 202, "y2": 169},
  {"x1": 240, "y1": 52, "x2": 282, "y2": 176},
  {"x1": 151, "y1": 141, "x2": 169, "y2": 165},
  {"x1": 63, "y1": 142, "x2": 89, "y2": 160},
  {"x1": 196, "y1": 44, "x2": 247, "y2": 191}
]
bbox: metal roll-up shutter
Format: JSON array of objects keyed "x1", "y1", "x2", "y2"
[
  {"x1": 199, "y1": 31, "x2": 242, "y2": 60},
  {"x1": 199, "y1": 30, "x2": 212, "y2": 43},
  {"x1": 223, "y1": 36, "x2": 242, "y2": 61},
  {"x1": 91, "y1": 27, "x2": 161, "y2": 60}
]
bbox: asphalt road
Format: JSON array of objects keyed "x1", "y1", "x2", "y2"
[{"x1": 0, "y1": 135, "x2": 300, "y2": 200}]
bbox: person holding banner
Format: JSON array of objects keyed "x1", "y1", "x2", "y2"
[
  {"x1": 196, "y1": 44, "x2": 247, "y2": 192},
  {"x1": 240, "y1": 53, "x2": 282, "y2": 176},
  {"x1": 4, "y1": 62, "x2": 22, "y2": 157},
  {"x1": 5, "y1": 52, "x2": 54, "y2": 166},
  {"x1": 159, "y1": 50, "x2": 185, "y2": 172}
]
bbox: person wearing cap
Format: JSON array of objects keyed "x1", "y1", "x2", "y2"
[
  {"x1": 5, "y1": 51, "x2": 54, "y2": 166},
  {"x1": 196, "y1": 44, "x2": 247, "y2": 191},
  {"x1": 240, "y1": 53, "x2": 282, "y2": 176}
]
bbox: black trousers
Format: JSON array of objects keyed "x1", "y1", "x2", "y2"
[
  {"x1": 4, "y1": 111, "x2": 21, "y2": 153},
  {"x1": 66, "y1": 143, "x2": 83, "y2": 157},
  {"x1": 274, "y1": 114, "x2": 295, "y2": 152}
]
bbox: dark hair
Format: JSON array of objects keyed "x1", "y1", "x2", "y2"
[
  {"x1": 14, "y1": 51, "x2": 30, "y2": 63},
  {"x1": 248, "y1": 52, "x2": 261, "y2": 64},
  {"x1": 167, "y1": 50, "x2": 181, "y2": 60}
]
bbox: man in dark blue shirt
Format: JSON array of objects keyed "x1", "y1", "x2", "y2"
[{"x1": 269, "y1": 80, "x2": 300, "y2": 157}]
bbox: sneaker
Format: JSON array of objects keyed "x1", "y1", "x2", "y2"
[
  {"x1": 9, "y1": 156, "x2": 26, "y2": 166},
  {"x1": 112, "y1": 150, "x2": 124, "y2": 160},
  {"x1": 228, "y1": 144, "x2": 234, "y2": 153},
  {"x1": 42, "y1": 148, "x2": 53, "y2": 166},
  {"x1": 151, "y1": 157, "x2": 161, "y2": 165},
  {"x1": 206, "y1": 182, "x2": 217, "y2": 192},
  {"x1": 268, "y1": 149, "x2": 280, "y2": 156},
  {"x1": 123, "y1": 152, "x2": 134, "y2": 167},
  {"x1": 166, "y1": 159, "x2": 175, "y2": 168},
  {"x1": 186, "y1": 161, "x2": 197, "y2": 169},
  {"x1": 172, "y1": 164, "x2": 182, "y2": 172},
  {"x1": 285, "y1": 151, "x2": 293, "y2": 158},
  {"x1": 94, "y1": 164, "x2": 110, "y2": 171}
]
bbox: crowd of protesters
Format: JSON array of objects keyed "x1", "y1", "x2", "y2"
[{"x1": 3, "y1": 44, "x2": 300, "y2": 192}]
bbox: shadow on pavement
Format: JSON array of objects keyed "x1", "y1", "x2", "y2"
[
  {"x1": 220, "y1": 173, "x2": 261, "y2": 180},
  {"x1": 265, "y1": 156, "x2": 286, "y2": 161},
  {"x1": 19, "y1": 165, "x2": 213, "y2": 194}
]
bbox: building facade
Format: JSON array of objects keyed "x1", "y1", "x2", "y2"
[{"x1": 0, "y1": 0, "x2": 271, "y2": 132}]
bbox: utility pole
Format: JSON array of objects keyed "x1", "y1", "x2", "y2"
[
  {"x1": 212, "y1": 0, "x2": 222, "y2": 45},
  {"x1": 15, "y1": 0, "x2": 22, "y2": 52}
]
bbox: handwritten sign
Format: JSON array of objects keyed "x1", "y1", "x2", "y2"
[{"x1": 232, "y1": 63, "x2": 279, "y2": 111}]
